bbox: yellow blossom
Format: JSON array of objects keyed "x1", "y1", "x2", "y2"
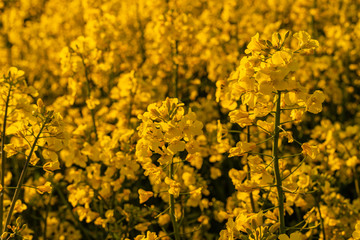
[
  {"x1": 278, "y1": 231, "x2": 302, "y2": 240},
  {"x1": 293, "y1": 31, "x2": 319, "y2": 50},
  {"x1": 165, "y1": 177, "x2": 181, "y2": 198},
  {"x1": 228, "y1": 142, "x2": 256, "y2": 157},
  {"x1": 306, "y1": 90, "x2": 325, "y2": 114},
  {"x1": 36, "y1": 182, "x2": 52, "y2": 194},
  {"x1": 138, "y1": 189, "x2": 154, "y2": 204},
  {"x1": 301, "y1": 143, "x2": 319, "y2": 159},
  {"x1": 229, "y1": 109, "x2": 253, "y2": 127},
  {"x1": 353, "y1": 220, "x2": 360, "y2": 239},
  {"x1": 43, "y1": 161, "x2": 61, "y2": 172},
  {"x1": 14, "y1": 200, "x2": 27, "y2": 213}
]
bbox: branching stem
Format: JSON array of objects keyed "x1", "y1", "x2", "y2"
[
  {"x1": 0, "y1": 83, "x2": 12, "y2": 234},
  {"x1": 4, "y1": 118, "x2": 48, "y2": 229}
]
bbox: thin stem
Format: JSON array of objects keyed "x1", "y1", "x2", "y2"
[
  {"x1": 169, "y1": 158, "x2": 180, "y2": 240},
  {"x1": 43, "y1": 191, "x2": 53, "y2": 240},
  {"x1": 4, "y1": 119, "x2": 47, "y2": 229},
  {"x1": 282, "y1": 157, "x2": 306, "y2": 181},
  {"x1": 80, "y1": 54, "x2": 98, "y2": 142},
  {"x1": 245, "y1": 107, "x2": 256, "y2": 213},
  {"x1": 316, "y1": 202, "x2": 326, "y2": 240},
  {"x1": 173, "y1": 40, "x2": 179, "y2": 98},
  {"x1": 273, "y1": 91, "x2": 285, "y2": 233},
  {"x1": 0, "y1": 83, "x2": 12, "y2": 234},
  {"x1": 354, "y1": 167, "x2": 360, "y2": 199}
]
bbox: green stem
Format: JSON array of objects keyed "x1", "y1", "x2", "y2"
[
  {"x1": 43, "y1": 190, "x2": 53, "y2": 240},
  {"x1": 0, "y1": 83, "x2": 12, "y2": 234},
  {"x1": 80, "y1": 54, "x2": 98, "y2": 142},
  {"x1": 273, "y1": 91, "x2": 285, "y2": 233},
  {"x1": 173, "y1": 40, "x2": 179, "y2": 98},
  {"x1": 4, "y1": 119, "x2": 47, "y2": 229},
  {"x1": 169, "y1": 158, "x2": 180, "y2": 240},
  {"x1": 316, "y1": 201, "x2": 326, "y2": 240},
  {"x1": 354, "y1": 167, "x2": 360, "y2": 199},
  {"x1": 245, "y1": 105, "x2": 256, "y2": 213}
]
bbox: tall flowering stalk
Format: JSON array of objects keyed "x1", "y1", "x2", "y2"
[
  {"x1": 217, "y1": 30, "x2": 325, "y2": 237},
  {"x1": 136, "y1": 98, "x2": 204, "y2": 239},
  {"x1": 0, "y1": 68, "x2": 65, "y2": 237}
]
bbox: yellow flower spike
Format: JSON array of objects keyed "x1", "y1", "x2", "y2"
[
  {"x1": 138, "y1": 189, "x2": 154, "y2": 204},
  {"x1": 36, "y1": 182, "x2": 52, "y2": 194}
]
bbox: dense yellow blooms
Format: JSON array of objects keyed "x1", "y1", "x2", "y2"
[{"x1": 0, "y1": 0, "x2": 359, "y2": 239}]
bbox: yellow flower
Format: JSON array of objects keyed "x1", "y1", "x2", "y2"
[
  {"x1": 245, "y1": 33, "x2": 266, "y2": 54},
  {"x1": 297, "y1": 175, "x2": 310, "y2": 188},
  {"x1": 14, "y1": 200, "x2": 27, "y2": 213},
  {"x1": 134, "y1": 231, "x2": 157, "y2": 240},
  {"x1": 278, "y1": 231, "x2": 302, "y2": 240},
  {"x1": 346, "y1": 156, "x2": 360, "y2": 168},
  {"x1": 43, "y1": 161, "x2": 61, "y2": 172},
  {"x1": 165, "y1": 177, "x2": 181, "y2": 198},
  {"x1": 293, "y1": 31, "x2": 319, "y2": 50},
  {"x1": 306, "y1": 90, "x2": 325, "y2": 114},
  {"x1": 301, "y1": 143, "x2": 319, "y2": 159},
  {"x1": 36, "y1": 182, "x2": 52, "y2": 194},
  {"x1": 353, "y1": 220, "x2": 360, "y2": 239},
  {"x1": 138, "y1": 189, "x2": 153, "y2": 204},
  {"x1": 228, "y1": 142, "x2": 256, "y2": 157},
  {"x1": 229, "y1": 109, "x2": 253, "y2": 127},
  {"x1": 8, "y1": 67, "x2": 25, "y2": 81},
  {"x1": 86, "y1": 95, "x2": 100, "y2": 110},
  {"x1": 158, "y1": 214, "x2": 171, "y2": 226}
]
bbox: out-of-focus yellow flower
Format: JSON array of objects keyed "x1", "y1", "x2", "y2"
[
  {"x1": 138, "y1": 189, "x2": 153, "y2": 204},
  {"x1": 165, "y1": 177, "x2": 181, "y2": 198},
  {"x1": 43, "y1": 161, "x2": 61, "y2": 172},
  {"x1": 293, "y1": 31, "x2": 319, "y2": 50},
  {"x1": 229, "y1": 142, "x2": 256, "y2": 157},
  {"x1": 353, "y1": 220, "x2": 360, "y2": 239},
  {"x1": 229, "y1": 109, "x2": 253, "y2": 127},
  {"x1": 306, "y1": 90, "x2": 325, "y2": 114},
  {"x1": 301, "y1": 143, "x2": 319, "y2": 159},
  {"x1": 134, "y1": 231, "x2": 157, "y2": 240},
  {"x1": 36, "y1": 182, "x2": 52, "y2": 194},
  {"x1": 14, "y1": 200, "x2": 27, "y2": 213},
  {"x1": 158, "y1": 214, "x2": 171, "y2": 226},
  {"x1": 278, "y1": 231, "x2": 302, "y2": 240}
]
